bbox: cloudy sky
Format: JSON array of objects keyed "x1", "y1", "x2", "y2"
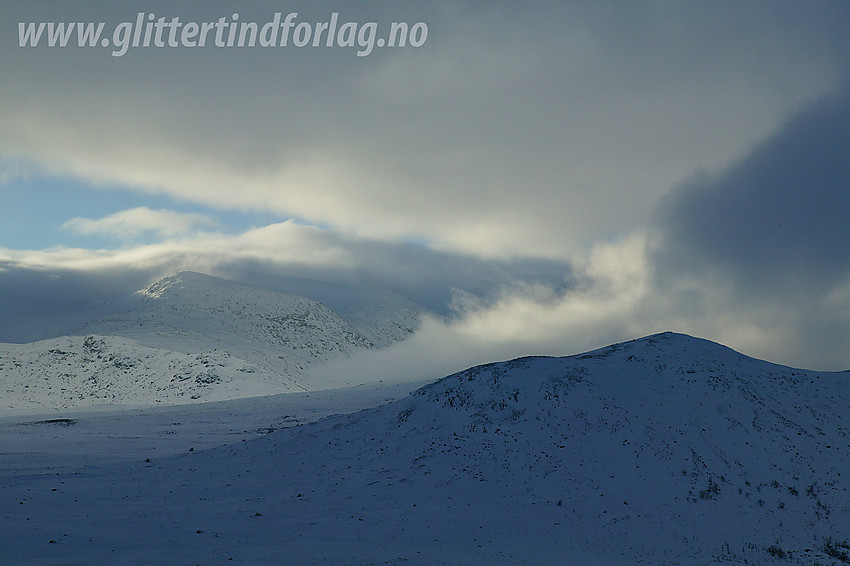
[{"x1": 2, "y1": 1, "x2": 850, "y2": 374}]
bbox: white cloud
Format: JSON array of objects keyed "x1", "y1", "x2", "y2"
[
  {"x1": 314, "y1": 233, "x2": 660, "y2": 383},
  {"x1": 61, "y1": 207, "x2": 217, "y2": 241},
  {"x1": 314, "y1": 227, "x2": 850, "y2": 384}
]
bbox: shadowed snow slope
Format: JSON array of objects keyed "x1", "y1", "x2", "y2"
[
  {"x1": 0, "y1": 272, "x2": 425, "y2": 409},
  {"x1": 2, "y1": 332, "x2": 848, "y2": 564}
]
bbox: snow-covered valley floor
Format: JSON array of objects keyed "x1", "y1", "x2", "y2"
[{"x1": 0, "y1": 380, "x2": 429, "y2": 565}]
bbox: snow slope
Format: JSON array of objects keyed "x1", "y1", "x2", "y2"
[
  {"x1": 0, "y1": 334, "x2": 297, "y2": 411},
  {"x1": 238, "y1": 274, "x2": 425, "y2": 348},
  {"x1": 0, "y1": 272, "x2": 425, "y2": 410},
  {"x1": 2, "y1": 332, "x2": 848, "y2": 564}
]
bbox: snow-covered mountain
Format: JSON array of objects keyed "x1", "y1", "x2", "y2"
[
  {"x1": 235, "y1": 273, "x2": 424, "y2": 348},
  {"x1": 3, "y1": 332, "x2": 848, "y2": 564},
  {"x1": 0, "y1": 271, "x2": 425, "y2": 410},
  {"x1": 0, "y1": 271, "x2": 422, "y2": 348}
]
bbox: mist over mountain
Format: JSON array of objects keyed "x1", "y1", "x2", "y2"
[
  {"x1": 0, "y1": 271, "x2": 426, "y2": 410},
  {"x1": 0, "y1": 271, "x2": 423, "y2": 347}
]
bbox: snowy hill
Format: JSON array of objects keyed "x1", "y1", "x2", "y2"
[
  {"x1": 2, "y1": 332, "x2": 848, "y2": 564},
  {"x1": 0, "y1": 272, "x2": 424, "y2": 410},
  {"x1": 0, "y1": 334, "x2": 299, "y2": 410}
]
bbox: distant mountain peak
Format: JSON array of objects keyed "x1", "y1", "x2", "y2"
[
  {"x1": 137, "y1": 273, "x2": 180, "y2": 299},
  {"x1": 137, "y1": 271, "x2": 236, "y2": 300}
]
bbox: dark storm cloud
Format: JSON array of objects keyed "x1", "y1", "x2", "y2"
[
  {"x1": 652, "y1": 85, "x2": 850, "y2": 297},
  {"x1": 643, "y1": 84, "x2": 850, "y2": 370}
]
